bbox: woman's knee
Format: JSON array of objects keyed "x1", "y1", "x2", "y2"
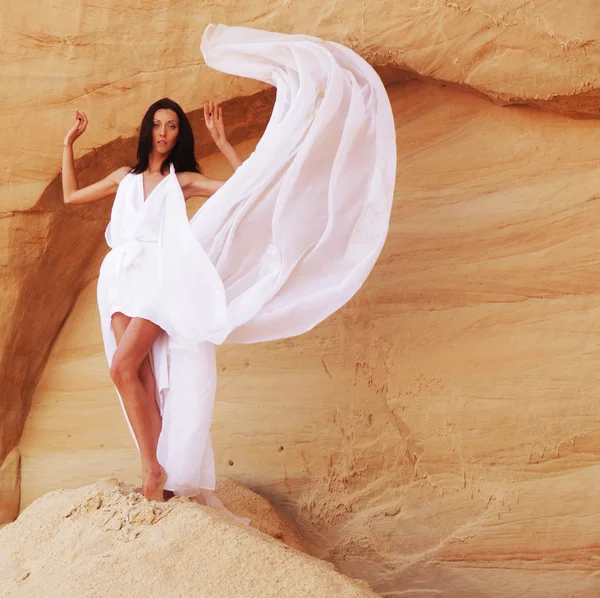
[{"x1": 110, "y1": 353, "x2": 138, "y2": 388}]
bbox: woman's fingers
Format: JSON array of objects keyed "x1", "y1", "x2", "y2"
[
  {"x1": 75, "y1": 112, "x2": 86, "y2": 133},
  {"x1": 67, "y1": 110, "x2": 88, "y2": 141},
  {"x1": 204, "y1": 101, "x2": 227, "y2": 143},
  {"x1": 71, "y1": 113, "x2": 81, "y2": 132},
  {"x1": 204, "y1": 102, "x2": 216, "y2": 129},
  {"x1": 65, "y1": 110, "x2": 88, "y2": 145}
]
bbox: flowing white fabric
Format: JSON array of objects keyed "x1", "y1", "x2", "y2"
[{"x1": 97, "y1": 24, "x2": 396, "y2": 496}]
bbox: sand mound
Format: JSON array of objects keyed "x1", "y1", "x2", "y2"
[
  {"x1": 213, "y1": 476, "x2": 308, "y2": 553},
  {"x1": 0, "y1": 479, "x2": 375, "y2": 598}
]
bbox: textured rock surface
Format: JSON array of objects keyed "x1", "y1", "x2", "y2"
[
  {"x1": 19, "y1": 80, "x2": 600, "y2": 595},
  {"x1": 5, "y1": 0, "x2": 600, "y2": 468},
  {"x1": 5, "y1": 1, "x2": 600, "y2": 597},
  {"x1": 0, "y1": 480, "x2": 374, "y2": 597},
  {"x1": 0, "y1": 448, "x2": 21, "y2": 524}
]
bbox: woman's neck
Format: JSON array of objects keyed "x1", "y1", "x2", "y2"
[{"x1": 147, "y1": 152, "x2": 169, "y2": 175}]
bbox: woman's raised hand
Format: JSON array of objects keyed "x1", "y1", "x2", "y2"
[
  {"x1": 64, "y1": 111, "x2": 88, "y2": 147},
  {"x1": 203, "y1": 100, "x2": 242, "y2": 171},
  {"x1": 204, "y1": 101, "x2": 227, "y2": 148}
]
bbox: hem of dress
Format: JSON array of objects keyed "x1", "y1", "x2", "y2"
[
  {"x1": 107, "y1": 303, "x2": 172, "y2": 337},
  {"x1": 107, "y1": 303, "x2": 220, "y2": 348},
  {"x1": 167, "y1": 484, "x2": 217, "y2": 496}
]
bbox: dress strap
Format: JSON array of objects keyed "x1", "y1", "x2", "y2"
[{"x1": 169, "y1": 162, "x2": 175, "y2": 175}]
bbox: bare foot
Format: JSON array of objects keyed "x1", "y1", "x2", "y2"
[
  {"x1": 133, "y1": 485, "x2": 172, "y2": 501},
  {"x1": 143, "y1": 466, "x2": 167, "y2": 502},
  {"x1": 191, "y1": 489, "x2": 251, "y2": 526}
]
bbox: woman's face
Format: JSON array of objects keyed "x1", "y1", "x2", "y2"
[{"x1": 152, "y1": 108, "x2": 179, "y2": 155}]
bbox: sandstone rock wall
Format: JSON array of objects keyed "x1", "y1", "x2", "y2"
[
  {"x1": 5, "y1": 1, "x2": 600, "y2": 596},
  {"x1": 18, "y1": 80, "x2": 600, "y2": 595},
  {"x1": 5, "y1": 0, "x2": 600, "y2": 480}
]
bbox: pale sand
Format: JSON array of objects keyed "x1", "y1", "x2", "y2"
[{"x1": 0, "y1": 479, "x2": 376, "y2": 598}]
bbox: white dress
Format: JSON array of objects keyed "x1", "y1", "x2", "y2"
[{"x1": 97, "y1": 23, "x2": 397, "y2": 496}]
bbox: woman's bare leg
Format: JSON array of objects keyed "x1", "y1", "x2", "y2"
[
  {"x1": 110, "y1": 312, "x2": 166, "y2": 501},
  {"x1": 138, "y1": 356, "x2": 162, "y2": 451},
  {"x1": 128, "y1": 356, "x2": 167, "y2": 497}
]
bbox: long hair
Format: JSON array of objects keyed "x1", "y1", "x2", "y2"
[{"x1": 131, "y1": 98, "x2": 201, "y2": 175}]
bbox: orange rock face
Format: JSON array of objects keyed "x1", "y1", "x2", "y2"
[{"x1": 4, "y1": 2, "x2": 600, "y2": 596}]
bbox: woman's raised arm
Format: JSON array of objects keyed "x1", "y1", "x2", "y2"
[
  {"x1": 204, "y1": 101, "x2": 243, "y2": 171},
  {"x1": 62, "y1": 111, "x2": 130, "y2": 205}
]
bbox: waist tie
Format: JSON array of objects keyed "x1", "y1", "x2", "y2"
[
  {"x1": 105, "y1": 239, "x2": 158, "y2": 306},
  {"x1": 113, "y1": 239, "x2": 158, "y2": 271}
]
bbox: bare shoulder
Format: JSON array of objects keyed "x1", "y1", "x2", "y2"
[
  {"x1": 110, "y1": 166, "x2": 133, "y2": 184},
  {"x1": 177, "y1": 171, "x2": 225, "y2": 199},
  {"x1": 176, "y1": 171, "x2": 203, "y2": 189}
]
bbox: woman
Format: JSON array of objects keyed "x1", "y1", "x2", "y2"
[
  {"x1": 62, "y1": 98, "x2": 249, "y2": 518},
  {"x1": 61, "y1": 23, "x2": 396, "y2": 519}
]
